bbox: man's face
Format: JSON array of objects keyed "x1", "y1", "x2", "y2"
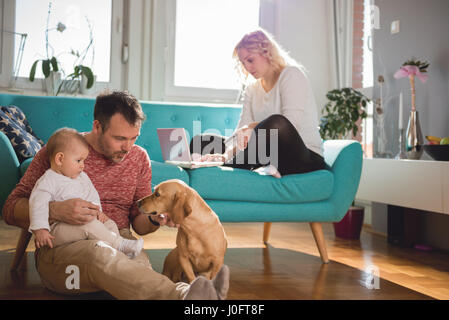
[{"x1": 95, "y1": 113, "x2": 141, "y2": 163}]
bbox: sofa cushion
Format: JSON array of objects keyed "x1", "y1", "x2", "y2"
[
  {"x1": 187, "y1": 166, "x2": 333, "y2": 204},
  {"x1": 150, "y1": 160, "x2": 190, "y2": 191},
  {"x1": 0, "y1": 105, "x2": 44, "y2": 162}
]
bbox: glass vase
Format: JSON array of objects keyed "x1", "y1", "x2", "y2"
[{"x1": 405, "y1": 110, "x2": 423, "y2": 159}]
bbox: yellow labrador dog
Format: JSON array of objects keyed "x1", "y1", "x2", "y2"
[{"x1": 137, "y1": 179, "x2": 227, "y2": 283}]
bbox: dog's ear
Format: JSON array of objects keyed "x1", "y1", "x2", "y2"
[{"x1": 171, "y1": 190, "x2": 192, "y2": 224}]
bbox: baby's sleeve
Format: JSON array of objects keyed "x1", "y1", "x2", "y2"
[
  {"x1": 81, "y1": 172, "x2": 102, "y2": 211},
  {"x1": 28, "y1": 176, "x2": 54, "y2": 233}
]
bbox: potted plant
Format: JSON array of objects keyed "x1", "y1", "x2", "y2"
[
  {"x1": 28, "y1": 3, "x2": 64, "y2": 95},
  {"x1": 319, "y1": 87, "x2": 369, "y2": 140},
  {"x1": 319, "y1": 87, "x2": 370, "y2": 239},
  {"x1": 29, "y1": 3, "x2": 96, "y2": 96},
  {"x1": 61, "y1": 17, "x2": 96, "y2": 95}
]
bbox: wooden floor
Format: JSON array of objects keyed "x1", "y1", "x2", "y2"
[{"x1": 1, "y1": 219, "x2": 448, "y2": 300}]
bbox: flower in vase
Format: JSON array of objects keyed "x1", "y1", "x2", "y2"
[{"x1": 394, "y1": 58, "x2": 429, "y2": 112}]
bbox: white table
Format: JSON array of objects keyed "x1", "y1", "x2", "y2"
[{"x1": 355, "y1": 158, "x2": 449, "y2": 215}]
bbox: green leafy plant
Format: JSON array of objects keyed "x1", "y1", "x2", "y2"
[
  {"x1": 319, "y1": 87, "x2": 369, "y2": 140},
  {"x1": 29, "y1": 2, "x2": 95, "y2": 95},
  {"x1": 29, "y1": 56, "x2": 59, "y2": 81},
  {"x1": 29, "y1": 3, "x2": 62, "y2": 82},
  {"x1": 401, "y1": 58, "x2": 429, "y2": 73},
  {"x1": 63, "y1": 17, "x2": 95, "y2": 91}
]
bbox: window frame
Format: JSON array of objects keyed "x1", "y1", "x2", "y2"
[
  {"x1": 359, "y1": 0, "x2": 376, "y2": 158},
  {"x1": 163, "y1": 0, "x2": 260, "y2": 104},
  {"x1": 0, "y1": 0, "x2": 124, "y2": 93}
]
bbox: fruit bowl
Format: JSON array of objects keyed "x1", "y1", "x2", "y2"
[{"x1": 423, "y1": 145, "x2": 449, "y2": 161}]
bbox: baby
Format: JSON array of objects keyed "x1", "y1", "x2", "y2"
[{"x1": 29, "y1": 127, "x2": 143, "y2": 258}]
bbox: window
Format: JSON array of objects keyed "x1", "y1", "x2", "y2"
[
  {"x1": 15, "y1": 0, "x2": 111, "y2": 82},
  {"x1": 165, "y1": 0, "x2": 260, "y2": 102},
  {"x1": 1, "y1": 0, "x2": 124, "y2": 92},
  {"x1": 352, "y1": 0, "x2": 374, "y2": 157}
]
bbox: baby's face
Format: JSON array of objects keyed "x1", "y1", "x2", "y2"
[{"x1": 59, "y1": 142, "x2": 89, "y2": 179}]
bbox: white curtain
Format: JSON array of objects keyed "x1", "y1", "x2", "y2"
[{"x1": 331, "y1": 0, "x2": 354, "y2": 89}]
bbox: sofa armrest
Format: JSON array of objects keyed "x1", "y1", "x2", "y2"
[
  {"x1": 323, "y1": 140, "x2": 363, "y2": 221},
  {"x1": 0, "y1": 131, "x2": 20, "y2": 213}
]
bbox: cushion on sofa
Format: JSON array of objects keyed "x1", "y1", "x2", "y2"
[
  {"x1": 206, "y1": 199, "x2": 335, "y2": 222},
  {"x1": 187, "y1": 166, "x2": 333, "y2": 204},
  {"x1": 0, "y1": 105, "x2": 44, "y2": 162},
  {"x1": 150, "y1": 160, "x2": 190, "y2": 190}
]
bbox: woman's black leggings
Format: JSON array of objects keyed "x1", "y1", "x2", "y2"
[{"x1": 190, "y1": 114, "x2": 326, "y2": 176}]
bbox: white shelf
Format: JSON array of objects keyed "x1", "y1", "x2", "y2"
[{"x1": 355, "y1": 158, "x2": 449, "y2": 215}]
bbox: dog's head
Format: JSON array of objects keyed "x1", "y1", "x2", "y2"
[{"x1": 136, "y1": 179, "x2": 192, "y2": 225}]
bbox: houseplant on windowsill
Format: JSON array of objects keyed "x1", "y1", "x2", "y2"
[
  {"x1": 319, "y1": 87, "x2": 370, "y2": 239},
  {"x1": 28, "y1": 3, "x2": 65, "y2": 95},
  {"x1": 58, "y1": 17, "x2": 96, "y2": 95},
  {"x1": 28, "y1": 2, "x2": 96, "y2": 96}
]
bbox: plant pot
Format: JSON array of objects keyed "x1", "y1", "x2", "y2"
[
  {"x1": 44, "y1": 71, "x2": 62, "y2": 96},
  {"x1": 333, "y1": 206, "x2": 364, "y2": 239},
  {"x1": 80, "y1": 74, "x2": 96, "y2": 95},
  {"x1": 63, "y1": 79, "x2": 80, "y2": 94}
]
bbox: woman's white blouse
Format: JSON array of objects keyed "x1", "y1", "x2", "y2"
[{"x1": 236, "y1": 65, "x2": 323, "y2": 156}]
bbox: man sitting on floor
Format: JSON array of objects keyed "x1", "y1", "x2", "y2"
[{"x1": 2, "y1": 90, "x2": 229, "y2": 300}]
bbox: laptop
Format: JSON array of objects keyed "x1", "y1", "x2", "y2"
[{"x1": 157, "y1": 128, "x2": 224, "y2": 169}]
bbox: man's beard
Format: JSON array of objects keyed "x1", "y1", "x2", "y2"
[{"x1": 98, "y1": 135, "x2": 128, "y2": 163}]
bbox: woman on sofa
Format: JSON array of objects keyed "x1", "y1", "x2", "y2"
[{"x1": 192, "y1": 28, "x2": 325, "y2": 177}]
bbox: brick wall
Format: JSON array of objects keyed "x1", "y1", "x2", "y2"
[{"x1": 352, "y1": 0, "x2": 365, "y2": 89}]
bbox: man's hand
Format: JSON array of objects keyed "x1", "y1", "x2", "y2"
[
  {"x1": 152, "y1": 213, "x2": 180, "y2": 228},
  {"x1": 49, "y1": 198, "x2": 100, "y2": 225},
  {"x1": 33, "y1": 229, "x2": 55, "y2": 249}
]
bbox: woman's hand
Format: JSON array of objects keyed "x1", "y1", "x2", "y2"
[
  {"x1": 49, "y1": 198, "x2": 100, "y2": 225},
  {"x1": 198, "y1": 153, "x2": 227, "y2": 163},
  {"x1": 234, "y1": 122, "x2": 258, "y2": 151}
]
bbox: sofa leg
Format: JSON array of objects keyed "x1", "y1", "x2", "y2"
[
  {"x1": 10, "y1": 228, "x2": 32, "y2": 271},
  {"x1": 263, "y1": 222, "x2": 272, "y2": 244},
  {"x1": 309, "y1": 222, "x2": 329, "y2": 264}
]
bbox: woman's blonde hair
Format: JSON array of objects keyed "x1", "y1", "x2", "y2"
[{"x1": 232, "y1": 28, "x2": 300, "y2": 82}]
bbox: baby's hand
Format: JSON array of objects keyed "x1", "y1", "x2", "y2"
[
  {"x1": 33, "y1": 229, "x2": 55, "y2": 249},
  {"x1": 97, "y1": 211, "x2": 109, "y2": 223}
]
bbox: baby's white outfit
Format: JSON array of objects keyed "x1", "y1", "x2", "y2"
[{"x1": 29, "y1": 169, "x2": 122, "y2": 249}]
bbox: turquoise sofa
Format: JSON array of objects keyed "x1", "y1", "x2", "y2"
[{"x1": 0, "y1": 93, "x2": 363, "y2": 263}]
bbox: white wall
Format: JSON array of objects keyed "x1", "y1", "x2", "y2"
[{"x1": 273, "y1": 0, "x2": 334, "y2": 112}]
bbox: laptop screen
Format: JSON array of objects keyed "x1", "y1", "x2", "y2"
[{"x1": 157, "y1": 128, "x2": 192, "y2": 162}]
